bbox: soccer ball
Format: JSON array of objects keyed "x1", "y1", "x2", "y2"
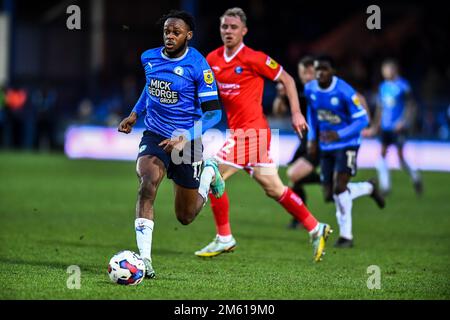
[{"x1": 107, "y1": 250, "x2": 145, "y2": 285}]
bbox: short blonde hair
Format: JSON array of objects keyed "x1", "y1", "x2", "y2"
[{"x1": 220, "y1": 7, "x2": 247, "y2": 26}]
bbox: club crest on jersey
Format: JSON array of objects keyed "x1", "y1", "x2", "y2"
[
  {"x1": 265, "y1": 57, "x2": 278, "y2": 69},
  {"x1": 330, "y1": 97, "x2": 340, "y2": 106},
  {"x1": 173, "y1": 66, "x2": 184, "y2": 76},
  {"x1": 203, "y1": 70, "x2": 214, "y2": 85},
  {"x1": 235, "y1": 66, "x2": 243, "y2": 74}
]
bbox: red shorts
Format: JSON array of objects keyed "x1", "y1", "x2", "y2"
[{"x1": 215, "y1": 128, "x2": 275, "y2": 169}]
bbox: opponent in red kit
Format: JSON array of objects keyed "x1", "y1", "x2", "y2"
[{"x1": 194, "y1": 7, "x2": 332, "y2": 262}]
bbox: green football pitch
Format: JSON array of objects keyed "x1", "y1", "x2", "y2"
[{"x1": 0, "y1": 152, "x2": 449, "y2": 299}]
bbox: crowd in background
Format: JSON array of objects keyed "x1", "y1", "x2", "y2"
[{"x1": 1, "y1": 0, "x2": 449, "y2": 151}]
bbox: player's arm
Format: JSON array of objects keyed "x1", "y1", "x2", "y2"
[
  {"x1": 277, "y1": 70, "x2": 308, "y2": 137},
  {"x1": 397, "y1": 90, "x2": 416, "y2": 133},
  {"x1": 365, "y1": 99, "x2": 382, "y2": 137},
  {"x1": 272, "y1": 83, "x2": 289, "y2": 117},
  {"x1": 160, "y1": 59, "x2": 222, "y2": 152},
  {"x1": 160, "y1": 102, "x2": 222, "y2": 152},
  {"x1": 306, "y1": 101, "x2": 318, "y2": 160},
  {"x1": 186, "y1": 101, "x2": 222, "y2": 141},
  {"x1": 321, "y1": 91, "x2": 369, "y2": 143},
  {"x1": 356, "y1": 92, "x2": 371, "y2": 123},
  {"x1": 118, "y1": 86, "x2": 147, "y2": 134}
]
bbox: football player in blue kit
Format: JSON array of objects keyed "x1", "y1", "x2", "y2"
[
  {"x1": 306, "y1": 56, "x2": 385, "y2": 248},
  {"x1": 363, "y1": 59, "x2": 423, "y2": 196},
  {"x1": 118, "y1": 11, "x2": 224, "y2": 278}
]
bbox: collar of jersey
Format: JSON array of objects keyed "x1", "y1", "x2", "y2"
[
  {"x1": 316, "y1": 76, "x2": 338, "y2": 92},
  {"x1": 160, "y1": 47, "x2": 190, "y2": 61},
  {"x1": 223, "y1": 43, "x2": 245, "y2": 63}
]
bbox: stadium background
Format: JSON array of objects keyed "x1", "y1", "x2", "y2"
[
  {"x1": 0, "y1": 0, "x2": 449, "y2": 153},
  {"x1": 0, "y1": 0, "x2": 449, "y2": 301}
]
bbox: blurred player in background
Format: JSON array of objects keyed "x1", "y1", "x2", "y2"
[
  {"x1": 274, "y1": 56, "x2": 374, "y2": 230},
  {"x1": 273, "y1": 57, "x2": 320, "y2": 229},
  {"x1": 306, "y1": 56, "x2": 384, "y2": 248},
  {"x1": 194, "y1": 7, "x2": 332, "y2": 262},
  {"x1": 118, "y1": 11, "x2": 224, "y2": 279},
  {"x1": 363, "y1": 59, "x2": 423, "y2": 196}
]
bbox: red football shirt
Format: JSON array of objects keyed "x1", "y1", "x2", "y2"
[{"x1": 206, "y1": 44, "x2": 283, "y2": 131}]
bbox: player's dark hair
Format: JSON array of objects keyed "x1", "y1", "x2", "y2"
[
  {"x1": 314, "y1": 54, "x2": 336, "y2": 69},
  {"x1": 159, "y1": 10, "x2": 195, "y2": 32},
  {"x1": 298, "y1": 56, "x2": 315, "y2": 68}
]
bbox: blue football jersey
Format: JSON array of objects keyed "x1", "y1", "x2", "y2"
[
  {"x1": 378, "y1": 77, "x2": 411, "y2": 131},
  {"x1": 306, "y1": 76, "x2": 368, "y2": 151},
  {"x1": 132, "y1": 47, "x2": 219, "y2": 138}
]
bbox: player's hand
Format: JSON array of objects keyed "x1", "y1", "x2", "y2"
[
  {"x1": 394, "y1": 122, "x2": 405, "y2": 133},
  {"x1": 118, "y1": 113, "x2": 137, "y2": 134},
  {"x1": 320, "y1": 130, "x2": 339, "y2": 143},
  {"x1": 362, "y1": 127, "x2": 375, "y2": 138},
  {"x1": 291, "y1": 111, "x2": 308, "y2": 139},
  {"x1": 159, "y1": 135, "x2": 187, "y2": 153}
]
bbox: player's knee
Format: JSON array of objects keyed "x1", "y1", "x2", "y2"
[
  {"x1": 264, "y1": 185, "x2": 284, "y2": 199},
  {"x1": 333, "y1": 183, "x2": 347, "y2": 195},
  {"x1": 323, "y1": 191, "x2": 333, "y2": 202},
  {"x1": 286, "y1": 167, "x2": 296, "y2": 183},
  {"x1": 175, "y1": 206, "x2": 199, "y2": 225},
  {"x1": 175, "y1": 211, "x2": 195, "y2": 225},
  {"x1": 138, "y1": 175, "x2": 158, "y2": 200}
]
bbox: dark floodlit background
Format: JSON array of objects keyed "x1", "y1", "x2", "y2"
[{"x1": 0, "y1": 0, "x2": 449, "y2": 151}]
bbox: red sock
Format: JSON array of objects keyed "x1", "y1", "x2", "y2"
[
  {"x1": 209, "y1": 191, "x2": 231, "y2": 236},
  {"x1": 278, "y1": 187, "x2": 318, "y2": 232}
]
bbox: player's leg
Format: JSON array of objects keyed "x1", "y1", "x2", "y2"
[
  {"x1": 135, "y1": 155, "x2": 166, "y2": 278},
  {"x1": 252, "y1": 166, "x2": 332, "y2": 262},
  {"x1": 173, "y1": 183, "x2": 205, "y2": 225},
  {"x1": 209, "y1": 163, "x2": 239, "y2": 236},
  {"x1": 333, "y1": 171, "x2": 354, "y2": 248},
  {"x1": 332, "y1": 148, "x2": 359, "y2": 248},
  {"x1": 346, "y1": 144, "x2": 385, "y2": 208},
  {"x1": 397, "y1": 139, "x2": 423, "y2": 195},
  {"x1": 195, "y1": 163, "x2": 239, "y2": 257},
  {"x1": 376, "y1": 131, "x2": 391, "y2": 195},
  {"x1": 320, "y1": 151, "x2": 335, "y2": 203},
  {"x1": 287, "y1": 157, "x2": 316, "y2": 184},
  {"x1": 347, "y1": 178, "x2": 385, "y2": 208},
  {"x1": 286, "y1": 157, "x2": 315, "y2": 229}
]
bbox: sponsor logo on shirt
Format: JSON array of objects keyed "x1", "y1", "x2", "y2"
[
  {"x1": 351, "y1": 94, "x2": 362, "y2": 107},
  {"x1": 203, "y1": 69, "x2": 214, "y2": 84},
  {"x1": 265, "y1": 56, "x2": 279, "y2": 69},
  {"x1": 148, "y1": 79, "x2": 179, "y2": 104},
  {"x1": 317, "y1": 109, "x2": 342, "y2": 124},
  {"x1": 218, "y1": 82, "x2": 240, "y2": 96},
  {"x1": 139, "y1": 145, "x2": 147, "y2": 153}
]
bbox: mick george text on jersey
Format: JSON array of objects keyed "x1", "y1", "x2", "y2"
[{"x1": 149, "y1": 79, "x2": 179, "y2": 104}]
